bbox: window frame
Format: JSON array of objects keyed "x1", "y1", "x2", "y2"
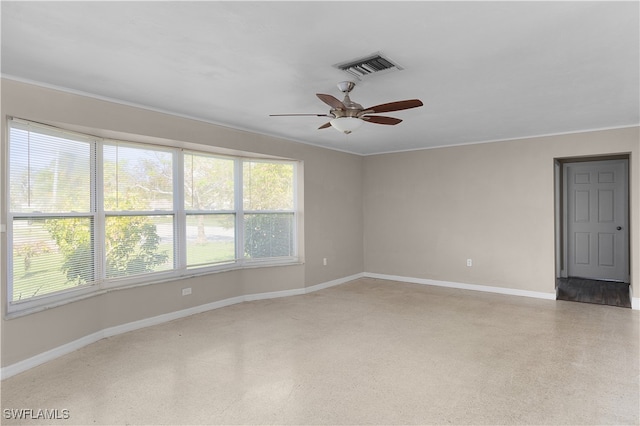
[
  {"x1": 5, "y1": 117, "x2": 301, "y2": 315},
  {"x1": 183, "y1": 150, "x2": 237, "y2": 269},
  {"x1": 101, "y1": 140, "x2": 177, "y2": 285},
  {"x1": 242, "y1": 158, "x2": 298, "y2": 262}
]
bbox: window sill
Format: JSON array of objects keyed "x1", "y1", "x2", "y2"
[{"x1": 5, "y1": 258, "x2": 303, "y2": 320}]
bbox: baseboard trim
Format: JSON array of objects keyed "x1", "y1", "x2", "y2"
[
  {"x1": 632, "y1": 297, "x2": 640, "y2": 310},
  {"x1": 1, "y1": 273, "x2": 362, "y2": 380},
  {"x1": 306, "y1": 273, "x2": 365, "y2": 293},
  {"x1": 364, "y1": 272, "x2": 557, "y2": 301}
]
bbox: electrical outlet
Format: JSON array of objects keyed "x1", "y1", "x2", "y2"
[
  {"x1": 323, "y1": 258, "x2": 328, "y2": 266},
  {"x1": 466, "y1": 259, "x2": 473, "y2": 267},
  {"x1": 182, "y1": 287, "x2": 192, "y2": 296}
]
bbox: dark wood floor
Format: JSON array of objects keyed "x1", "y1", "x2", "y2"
[{"x1": 556, "y1": 277, "x2": 631, "y2": 308}]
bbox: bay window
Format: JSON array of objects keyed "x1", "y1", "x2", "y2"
[{"x1": 6, "y1": 118, "x2": 300, "y2": 313}]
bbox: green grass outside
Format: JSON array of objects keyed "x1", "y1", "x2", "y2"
[
  {"x1": 12, "y1": 250, "x2": 77, "y2": 301},
  {"x1": 186, "y1": 241, "x2": 235, "y2": 266},
  {"x1": 12, "y1": 241, "x2": 236, "y2": 302}
]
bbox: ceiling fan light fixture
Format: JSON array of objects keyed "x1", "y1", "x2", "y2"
[
  {"x1": 270, "y1": 80, "x2": 423, "y2": 135},
  {"x1": 330, "y1": 117, "x2": 363, "y2": 134}
]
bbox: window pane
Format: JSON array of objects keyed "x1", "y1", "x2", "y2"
[
  {"x1": 12, "y1": 217, "x2": 94, "y2": 301},
  {"x1": 244, "y1": 213, "x2": 294, "y2": 259},
  {"x1": 104, "y1": 144, "x2": 173, "y2": 211},
  {"x1": 186, "y1": 214, "x2": 235, "y2": 267},
  {"x1": 243, "y1": 162, "x2": 294, "y2": 210},
  {"x1": 9, "y1": 127, "x2": 91, "y2": 213},
  {"x1": 184, "y1": 153, "x2": 234, "y2": 210},
  {"x1": 105, "y1": 215, "x2": 174, "y2": 278}
]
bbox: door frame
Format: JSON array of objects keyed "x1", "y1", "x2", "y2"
[{"x1": 554, "y1": 154, "x2": 631, "y2": 283}]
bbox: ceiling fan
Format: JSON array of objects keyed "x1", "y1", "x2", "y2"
[{"x1": 270, "y1": 81, "x2": 423, "y2": 134}]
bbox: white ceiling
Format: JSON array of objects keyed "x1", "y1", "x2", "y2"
[{"x1": 2, "y1": 1, "x2": 638, "y2": 155}]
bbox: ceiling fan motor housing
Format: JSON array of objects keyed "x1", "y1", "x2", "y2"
[
  {"x1": 331, "y1": 82, "x2": 363, "y2": 118},
  {"x1": 331, "y1": 103, "x2": 363, "y2": 118}
]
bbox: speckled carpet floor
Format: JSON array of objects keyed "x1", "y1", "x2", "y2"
[{"x1": 2, "y1": 278, "x2": 639, "y2": 425}]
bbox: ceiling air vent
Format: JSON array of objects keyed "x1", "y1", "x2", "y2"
[{"x1": 334, "y1": 53, "x2": 403, "y2": 79}]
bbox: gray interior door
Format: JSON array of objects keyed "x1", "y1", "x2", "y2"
[{"x1": 565, "y1": 159, "x2": 629, "y2": 282}]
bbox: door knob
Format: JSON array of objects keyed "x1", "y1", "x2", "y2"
[{"x1": 616, "y1": 226, "x2": 622, "y2": 230}]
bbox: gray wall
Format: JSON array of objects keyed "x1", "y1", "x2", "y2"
[{"x1": 363, "y1": 128, "x2": 639, "y2": 295}]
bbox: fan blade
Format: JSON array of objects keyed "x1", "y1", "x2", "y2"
[
  {"x1": 362, "y1": 115, "x2": 403, "y2": 125},
  {"x1": 363, "y1": 99, "x2": 423, "y2": 114},
  {"x1": 316, "y1": 94, "x2": 346, "y2": 110},
  {"x1": 318, "y1": 122, "x2": 332, "y2": 129},
  {"x1": 270, "y1": 113, "x2": 333, "y2": 117}
]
